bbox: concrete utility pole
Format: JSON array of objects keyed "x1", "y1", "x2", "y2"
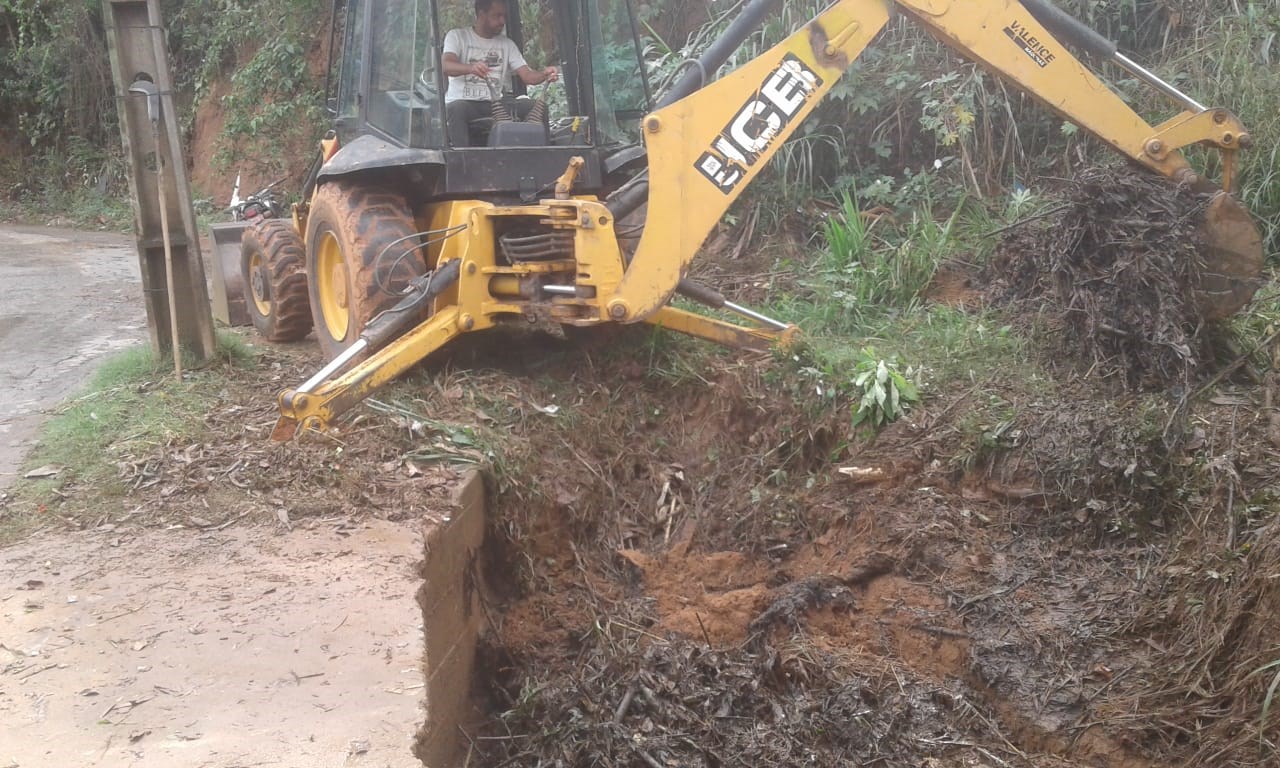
[{"x1": 104, "y1": 0, "x2": 217, "y2": 367}]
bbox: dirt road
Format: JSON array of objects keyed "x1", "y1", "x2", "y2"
[
  {"x1": 0, "y1": 226, "x2": 146, "y2": 488},
  {"x1": 0, "y1": 226, "x2": 430, "y2": 767},
  {"x1": 1, "y1": 519, "x2": 425, "y2": 767}
]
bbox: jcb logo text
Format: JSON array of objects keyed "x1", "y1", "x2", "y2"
[{"x1": 695, "y1": 54, "x2": 822, "y2": 195}]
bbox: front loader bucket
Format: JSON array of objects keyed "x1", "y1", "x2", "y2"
[{"x1": 208, "y1": 220, "x2": 251, "y2": 326}]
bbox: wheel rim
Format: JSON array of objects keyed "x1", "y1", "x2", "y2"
[
  {"x1": 248, "y1": 250, "x2": 272, "y2": 317},
  {"x1": 316, "y1": 230, "x2": 351, "y2": 342}
]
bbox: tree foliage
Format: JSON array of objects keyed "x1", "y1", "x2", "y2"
[{"x1": 0, "y1": 0, "x2": 1277, "y2": 249}]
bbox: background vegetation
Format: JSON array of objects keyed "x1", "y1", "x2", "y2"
[
  {"x1": 2, "y1": 0, "x2": 1275, "y2": 441},
  {"x1": 1, "y1": 1, "x2": 1276, "y2": 241}
]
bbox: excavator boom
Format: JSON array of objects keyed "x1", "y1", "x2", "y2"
[
  {"x1": 272, "y1": 0, "x2": 1263, "y2": 438},
  {"x1": 609, "y1": 0, "x2": 1261, "y2": 321}
]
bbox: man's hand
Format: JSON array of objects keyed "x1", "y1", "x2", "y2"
[
  {"x1": 543, "y1": 65, "x2": 559, "y2": 83},
  {"x1": 469, "y1": 61, "x2": 491, "y2": 79}
]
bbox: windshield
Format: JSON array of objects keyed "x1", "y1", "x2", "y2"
[
  {"x1": 340, "y1": 0, "x2": 650, "y2": 149},
  {"x1": 365, "y1": 0, "x2": 446, "y2": 147},
  {"x1": 585, "y1": 0, "x2": 648, "y2": 143}
]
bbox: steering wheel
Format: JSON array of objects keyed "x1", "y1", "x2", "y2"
[{"x1": 415, "y1": 64, "x2": 438, "y2": 102}]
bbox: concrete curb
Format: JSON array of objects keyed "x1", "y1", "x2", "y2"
[{"x1": 415, "y1": 469, "x2": 487, "y2": 767}]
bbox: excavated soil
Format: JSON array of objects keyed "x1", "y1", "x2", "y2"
[
  {"x1": 987, "y1": 166, "x2": 1237, "y2": 393},
  {"x1": 439, "y1": 173, "x2": 1280, "y2": 767},
  {"x1": 453, "y1": 326, "x2": 1280, "y2": 767},
  {"x1": 458, "y1": 347, "x2": 1131, "y2": 767}
]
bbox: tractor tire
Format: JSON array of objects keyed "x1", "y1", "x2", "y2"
[
  {"x1": 305, "y1": 182, "x2": 426, "y2": 360},
  {"x1": 241, "y1": 218, "x2": 313, "y2": 342}
]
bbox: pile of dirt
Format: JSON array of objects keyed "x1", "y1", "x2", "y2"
[
  {"x1": 1106, "y1": 527, "x2": 1280, "y2": 763},
  {"x1": 475, "y1": 612, "x2": 1017, "y2": 767},
  {"x1": 956, "y1": 386, "x2": 1184, "y2": 529},
  {"x1": 989, "y1": 167, "x2": 1218, "y2": 391},
  {"x1": 1098, "y1": 387, "x2": 1280, "y2": 764}
]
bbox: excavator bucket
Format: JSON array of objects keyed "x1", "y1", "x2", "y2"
[
  {"x1": 208, "y1": 220, "x2": 252, "y2": 326},
  {"x1": 1197, "y1": 193, "x2": 1265, "y2": 321}
]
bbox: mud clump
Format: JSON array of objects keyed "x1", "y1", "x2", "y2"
[{"x1": 990, "y1": 167, "x2": 1218, "y2": 391}]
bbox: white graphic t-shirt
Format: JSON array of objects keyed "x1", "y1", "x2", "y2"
[{"x1": 443, "y1": 27, "x2": 527, "y2": 103}]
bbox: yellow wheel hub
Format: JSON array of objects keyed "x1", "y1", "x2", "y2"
[
  {"x1": 248, "y1": 250, "x2": 271, "y2": 317},
  {"x1": 317, "y1": 231, "x2": 351, "y2": 341}
]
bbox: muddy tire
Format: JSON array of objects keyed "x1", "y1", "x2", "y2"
[
  {"x1": 305, "y1": 182, "x2": 426, "y2": 359},
  {"x1": 241, "y1": 219, "x2": 313, "y2": 342}
]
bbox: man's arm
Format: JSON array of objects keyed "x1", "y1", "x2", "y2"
[
  {"x1": 441, "y1": 29, "x2": 488, "y2": 79},
  {"x1": 515, "y1": 64, "x2": 559, "y2": 86},
  {"x1": 443, "y1": 52, "x2": 490, "y2": 79}
]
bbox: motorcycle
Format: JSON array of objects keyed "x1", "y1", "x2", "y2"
[{"x1": 228, "y1": 174, "x2": 286, "y2": 222}]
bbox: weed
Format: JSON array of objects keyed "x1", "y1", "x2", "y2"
[
  {"x1": 950, "y1": 393, "x2": 1018, "y2": 473},
  {"x1": 1228, "y1": 279, "x2": 1280, "y2": 364},
  {"x1": 810, "y1": 192, "x2": 953, "y2": 324},
  {"x1": 782, "y1": 191, "x2": 1026, "y2": 349},
  {"x1": 0, "y1": 185, "x2": 133, "y2": 230},
  {"x1": 1160, "y1": 8, "x2": 1280, "y2": 254},
  {"x1": 211, "y1": 329, "x2": 257, "y2": 369},
  {"x1": 1247, "y1": 657, "x2": 1280, "y2": 750},
  {"x1": 28, "y1": 350, "x2": 196, "y2": 472},
  {"x1": 363, "y1": 398, "x2": 488, "y2": 468},
  {"x1": 850, "y1": 348, "x2": 919, "y2": 427}
]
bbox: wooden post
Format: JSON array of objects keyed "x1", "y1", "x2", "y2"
[{"x1": 104, "y1": 0, "x2": 217, "y2": 365}]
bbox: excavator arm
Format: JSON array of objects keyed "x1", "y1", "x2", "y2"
[
  {"x1": 608, "y1": 0, "x2": 1260, "y2": 322},
  {"x1": 272, "y1": 0, "x2": 1262, "y2": 438}
]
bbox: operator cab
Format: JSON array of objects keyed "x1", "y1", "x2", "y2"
[{"x1": 324, "y1": 0, "x2": 650, "y2": 200}]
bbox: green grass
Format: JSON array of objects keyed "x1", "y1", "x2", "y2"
[
  {"x1": 770, "y1": 194, "x2": 1035, "y2": 412},
  {"x1": 809, "y1": 193, "x2": 958, "y2": 322},
  {"x1": 1228, "y1": 276, "x2": 1280, "y2": 356},
  {"x1": 2, "y1": 332, "x2": 257, "y2": 542},
  {"x1": 0, "y1": 186, "x2": 134, "y2": 231},
  {"x1": 1247, "y1": 656, "x2": 1280, "y2": 751},
  {"x1": 780, "y1": 303, "x2": 1033, "y2": 414}
]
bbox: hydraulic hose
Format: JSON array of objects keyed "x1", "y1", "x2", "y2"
[
  {"x1": 657, "y1": 0, "x2": 782, "y2": 108},
  {"x1": 607, "y1": 0, "x2": 782, "y2": 222},
  {"x1": 1019, "y1": 0, "x2": 1116, "y2": 60},
  {"x1": 1020, "y1": 0, "x2": 1205, "y2": 111}
]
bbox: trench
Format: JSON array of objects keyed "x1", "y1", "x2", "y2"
[{"x1": 408, "y1": 359, "x2": 1156, "y2": 768}]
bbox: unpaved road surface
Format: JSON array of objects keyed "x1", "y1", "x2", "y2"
[
  {"x1": 0, "y1": 226, "x2": 146, "y2": 487},
  {"x1": 0, "y1": 226, "x2": 430, "y2": 767},
  {"x1": 1, "y1": 519, "x2": 425, "y2": 767}
]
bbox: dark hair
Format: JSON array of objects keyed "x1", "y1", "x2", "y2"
[{"x1": 475, "y1": 0, "x2": 506, "y2": 14}]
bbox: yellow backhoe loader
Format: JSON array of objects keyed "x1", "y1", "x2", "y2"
[{"x1": 227, "y1": 0, "x2": 1264, "y2": 439}]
